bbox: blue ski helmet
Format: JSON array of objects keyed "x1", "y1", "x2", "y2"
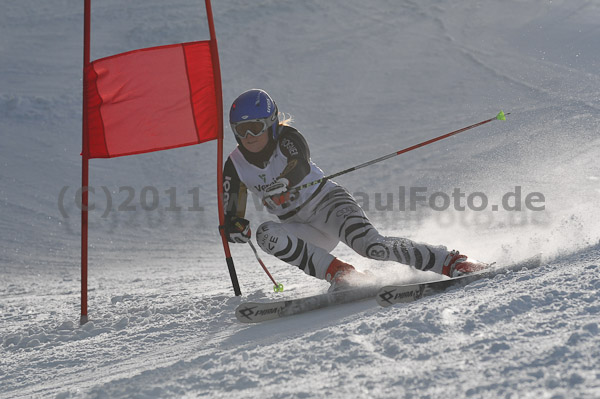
[{"x1": 229, "y1": 89, "x2": 279, "y2": 142}]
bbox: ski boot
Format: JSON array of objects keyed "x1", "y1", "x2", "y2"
[
  {"x1": 326, "y1": 258, "x2": 366, "y2": 292},
  {"x1": 442, "y1": 250, "x2": 489, "y2": 277}
]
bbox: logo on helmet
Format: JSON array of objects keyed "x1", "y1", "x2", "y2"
[
  {"x1": 266, "y1": 98, "x2": 272, "y2": 114},
  {"x1": 252, "y1": 91, "x2": 272, "y2": 114}
]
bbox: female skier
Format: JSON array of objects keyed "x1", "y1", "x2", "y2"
[{"x1": 222, "y1": 89, "x2": 485, "y2": 288}]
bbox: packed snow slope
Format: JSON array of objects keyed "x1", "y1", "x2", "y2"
[{"x1": 1, "y1": 0, "x2": 599, "y2": 398}]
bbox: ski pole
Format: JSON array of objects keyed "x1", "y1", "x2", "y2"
[
  {"x1": 294, "y1": 111, "x2": 508, "y2": 191},
  {"x1": 248, "y1": 240, "x2": 284, "y2": 292}
]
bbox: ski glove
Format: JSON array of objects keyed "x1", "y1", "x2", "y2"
[
  {"x1": 225, "y1": 217, "x2": 251, "y2": 243},
  {"x1": 263, "y1": 178, "x2": 296, "y2": 209}
]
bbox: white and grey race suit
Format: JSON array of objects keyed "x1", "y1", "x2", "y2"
[{"x1": 222, "y1": 125, "x2": 450, "y2": 280}]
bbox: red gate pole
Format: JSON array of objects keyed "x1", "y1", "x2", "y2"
[
  {"x1": 81, "y1": 0, "x2": 91, "y2": 324},
  {"x1": 205, "y1": 0, "x2": 241, "y2": 295}
]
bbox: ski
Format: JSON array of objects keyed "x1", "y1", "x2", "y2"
[
  {"x1": 376, "y1": 253, "x2": 542, "y2": 308},
  {"x1": 235, "y1": 284, "x2": 381, "y2": 323},
  {"x1": 235, "y1": 254, "x2": 542, "y2": 322}
]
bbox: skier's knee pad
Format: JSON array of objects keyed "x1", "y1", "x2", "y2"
[
  {"x1": 348, "y1": 229, "x2": 388, "y2": 259},
  {"x1": 255, "y1": 221, "x2": 286, "y2": 255}
]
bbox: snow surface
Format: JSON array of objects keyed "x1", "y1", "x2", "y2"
[{"x1": 1, "y1": 0, "x2": 600, "y2": 397}]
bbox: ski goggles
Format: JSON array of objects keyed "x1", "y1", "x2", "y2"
[{"x1": 231, "y1": 118, "x2": 275, "y2": 139}]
